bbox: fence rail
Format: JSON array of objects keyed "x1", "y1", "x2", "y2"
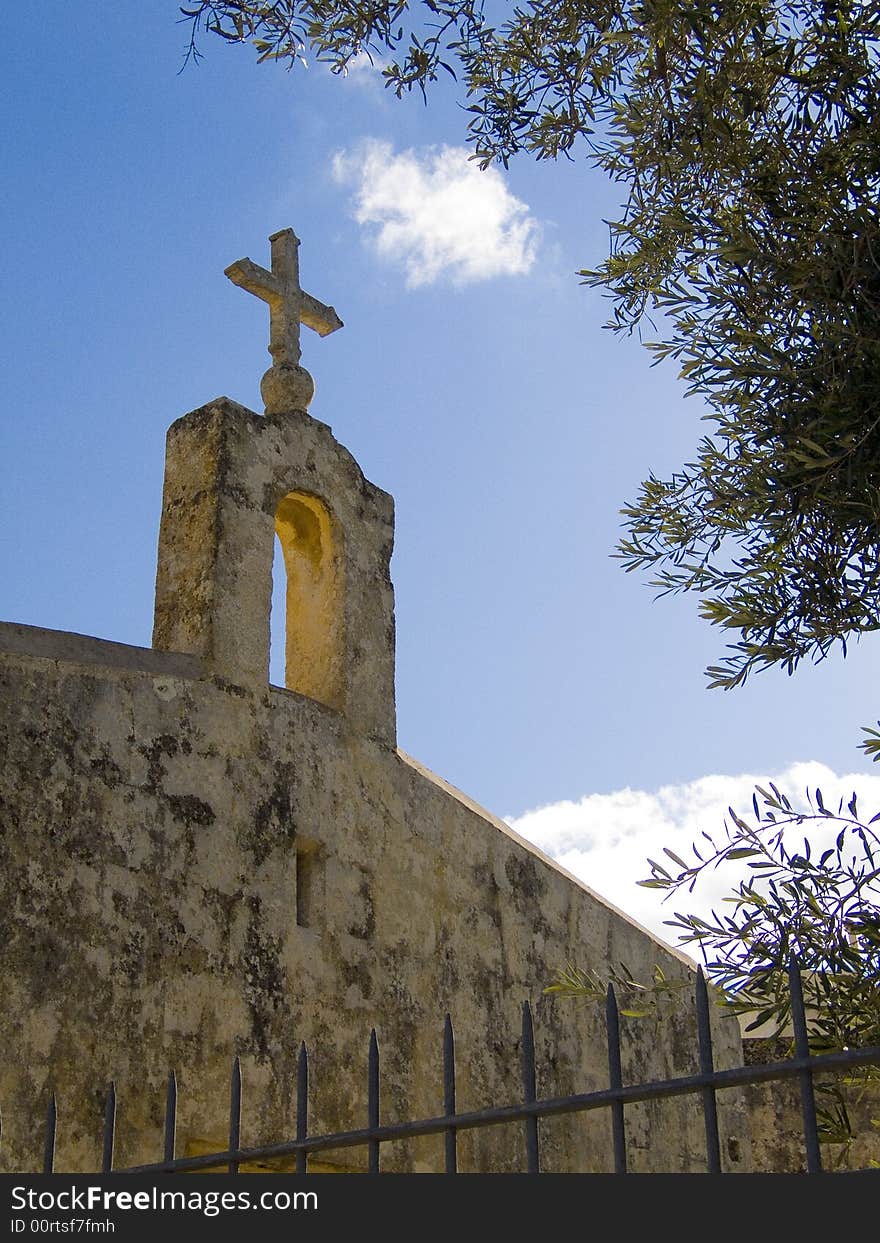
[{"x1": 26, "y1": 959, "x2": 880, "y2": 1175}]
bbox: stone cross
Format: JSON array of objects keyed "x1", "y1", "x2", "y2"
[{"x1": 225, "y1": 228, "x2": 343, "y2": 414}]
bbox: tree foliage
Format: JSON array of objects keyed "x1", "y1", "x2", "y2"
[
  {"x1": 545, "y1": 959, "x2": 688, "y2": 1015},
  {"x1": 639, "y1": 783, "x2": 880, "y2": 1053},
  {"x1": 548, "y1": 780, "x2": 880, "y2": 1147},
  {"x1": 181, "y1": 1, "x2": 880, "y2": 690}
]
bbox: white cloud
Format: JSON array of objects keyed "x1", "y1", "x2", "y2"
[
  {"x1": 328, "y1": 50, "x2": 390, "y2": 97},
  {"x1": 332, "y1": 140, "x2": 540, "y2": 286},
  {"x1": 340, "y1": 50, "x2": 388, "y2": 82},
  {"x1": 505, "y1": 762, "x2": 880, "y2": 957}
]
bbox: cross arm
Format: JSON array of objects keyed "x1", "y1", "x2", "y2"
[
  {"x1": 224, "y1": 257, "x2": 280, "y2": 302},
  {"x1": 300, "y1": 291, "x2": 344, "y2": 337}
]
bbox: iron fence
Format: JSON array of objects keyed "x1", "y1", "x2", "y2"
[{"x1": 27, "y1": 959, "x2": 880, "y2": 1175}]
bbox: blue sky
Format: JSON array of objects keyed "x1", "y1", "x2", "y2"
[{"x1": 3, "y1": 3, "x2": 879, "y2": 945}]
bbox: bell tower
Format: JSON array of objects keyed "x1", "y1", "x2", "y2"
[{"x1": 151, "y1": 230, "x2": 396, "y2": 747}]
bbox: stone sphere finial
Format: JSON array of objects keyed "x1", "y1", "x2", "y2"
[{"x1": 261, "y1": 362, "x2": 316, "y2": 414}]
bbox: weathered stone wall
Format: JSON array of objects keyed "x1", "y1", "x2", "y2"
[{"x1": 0, "y1": 639, "x2": 750, "y2": 1172}]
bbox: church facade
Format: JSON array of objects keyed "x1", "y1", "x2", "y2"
[{"x1": 0, "y1": 232, "x2": 752, "y2": 1172}]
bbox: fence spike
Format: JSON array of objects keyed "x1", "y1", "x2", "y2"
[
  {"x1": 605, "y1": 983, "x2": 626, "y2": 1173},
  {"x1": 43, "y1": 1092, "x2": 57, "y2": 1175},
  {"x1": 228, "y1": 1055, "x2": 242, "y2": 1175},
  {"x1": 101, "y1": 1081, "x2": 116, "y2": 1174},
  {"x1": 443, "y1": 1013, "x2": 457, "y2": 1174},
  {"x1": 789, "y1": 955, "x2": 822, "y2": 1173},
  {"x1": 163, "y1": 1071, "x2": 177, "y2": 1166},
  {"x1": 296, "y1": 1041, "x2": 309, "y2": 1176},
  {"x1": 520, "y1": 1001, "x2": 540, "y2": 1173},
  {"x1": 368, "y1": 1029, "x2": 380, "y2": 1174},
  {"x1": 695, "y1": 968, "x2": 721, "y2": 1173}
]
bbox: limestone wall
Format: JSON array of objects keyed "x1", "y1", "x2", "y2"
[{"x1": 0, "y1": 638, "x2": 750, "y2": 1172}]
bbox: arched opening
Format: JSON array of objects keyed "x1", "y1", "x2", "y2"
[{"x1": 272, "y1": 492, "x2": 344, "y2": 710}]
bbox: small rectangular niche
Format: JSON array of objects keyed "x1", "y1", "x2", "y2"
[{"x1": 295, "y1": 839, "x2": 321, "y2": 929}]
